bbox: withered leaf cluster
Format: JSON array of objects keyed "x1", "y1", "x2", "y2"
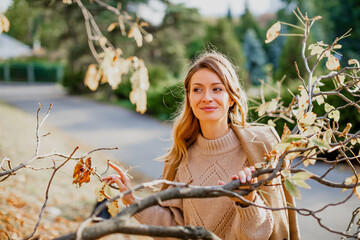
[{"x1": 72, "y1": 158, "x2": 94, "y2": 187}]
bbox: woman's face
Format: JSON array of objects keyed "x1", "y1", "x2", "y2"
[{"x1": 188, "y1": 68, "x2": 234, "y2": 126}]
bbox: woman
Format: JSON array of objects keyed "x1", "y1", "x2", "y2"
[{"x1": 103, "y1": 52, "x2": 300, "y2": 239}]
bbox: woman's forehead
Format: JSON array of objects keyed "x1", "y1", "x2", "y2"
[{"x1": 190, "y1": 68, "x2": 224, "y2": 85}]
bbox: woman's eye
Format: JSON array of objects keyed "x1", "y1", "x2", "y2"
[
  {"x1": 193, "y1": 88, "x2": 202, "y2": 92},
  {"x1": 214, "y1": 87, "x2": 223, "y2": 92}
]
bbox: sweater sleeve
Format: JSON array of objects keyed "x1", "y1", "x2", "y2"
[
  {"x1": 133, "y1": 172, "x2": 184, "y2": 227},
  {"x1": 133, "y1": 197, "x2": 184, "y2": 227},
  {"x1": 233, "y1": 193, "x2": 274, "y2": 240}
]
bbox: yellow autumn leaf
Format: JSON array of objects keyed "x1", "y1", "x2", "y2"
[
  {"x1": 339, "y1": 123, "x2": 352, "y2": 137},
  {"x1": 284, "y1": 180, "x2": 301, "y2": 199},
  {"x1": 128, "y1": 24, "x2": 143, "y2": 47},
  {"x1": 303, "y1": 141, "x2": 317, "y2": 166},
  {"x1": 84, "y1": 64, "x2": 101, "y2": 91},
  {"x1": 106, "y1": 65, "x2": 121, "y2": 90},
  {"x1": 297, "y1": 88, "x2": 309, "y2": 119},
  {"x1": 302, "y1": 126, "x2": 321, "y2": 137},
  {"x1": 323, "y1": 129, "x2": 332, "y2": 144},
  {"x1": 328, "y1": 110, "x2": 340, "y2": 122},
  {"x1": 281, "y1": 123, "x2": 291, "y2": 141},
  {"x1": 95, "y1": 182, "x2": 112, "y2": 202},
  {"x1": 107, "y1": 22, "x2": 118, "y2": 32},
  {"x1": 308, "y1": 44, "x2": 324, "y2": 59},
  {"x1": 108, "y1": 200, "x2": 120, "y2": 217},
  {"x1": 256, "y1": 103, "x2": 267, "y2": 117},
  {"x1": 265, "y1": 21, "x2": 281, "y2": 44},
  {"x1": 298, "y1": 112, "x2": 317, "y2": 131},
  {"x1": 144, "y1": 34, "x2": 153, "y2": 43},
  {"x1": 343, "y1": 175, "x2": 360, "y2": 199},
  {"x1": 333, "y1": 44, "x2": 342, "y2": 49},
  {"x1": 256, "y1": 99, "x2": 278, "y2": 117},
  {"x1": 351, "y1": 138, "x2": 358, "y2": 145},
  {"x1": 337, "y1": 74, "x2": 345, "y2": 85},
  {"x1": 348, "y1": 59, "x2": 360, "y2": 67},
  {"x1": 130, "y1": 88, "x2": 147, "y2": 114},
  {"x1": 291, "y1": 171, "x2": 313, "y2": 189},
  {"x1": 303, "y1": 158, "x2": 316, "y2": 167},
  {"x1": 0, "y1": 14, "x2": 10, "y2": 34},
  {"x1": 324, "y1": 103, "x2": 334, "y2": 112},
  {"x1": 313, "y1": 87, "x2": 326, "y2": 105},
  {"x1": 326, "y1": 54, "x2": 340, "y2": 70}
]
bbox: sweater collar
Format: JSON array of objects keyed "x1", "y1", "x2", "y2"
[{"x1": 195, "y1": 128, "x2": 240, "y2": 155}]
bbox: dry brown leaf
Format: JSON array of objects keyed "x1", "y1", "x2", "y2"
[
  {"x1": 72, "y1": 157, "x2": 94, "y2": 187},
  {"x1": 95, "y1": 182, "x2": 112, "y2": 202},
  {"x1": 108, "y1": 200, "x2": 120, "y2": 217}
]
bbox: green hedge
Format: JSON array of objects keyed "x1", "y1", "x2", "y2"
[{"x1": 0, "y1": 62, "x2": 64, "y2": 83}]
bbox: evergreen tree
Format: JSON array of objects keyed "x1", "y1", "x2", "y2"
[
  {"x1": 205, "y1": 18, "x2": 246, "y2": 78},
  {"x1": 242, "y1": 29, "x2": 267, "y2": 85},
  {"x1": 226, "y1": 6, "x2": 232, "y2": 21},
  {"x1": 235, "y1": 1, "x2": 263, "y2": 43}
]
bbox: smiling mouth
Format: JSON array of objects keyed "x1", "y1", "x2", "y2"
[{"x1": 200, "y1": 106, "x2": 217, "y2": 112}]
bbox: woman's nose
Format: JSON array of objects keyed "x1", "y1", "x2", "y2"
[{"x1": 202, "y1": 90, "x2": 213, "y2": 102}]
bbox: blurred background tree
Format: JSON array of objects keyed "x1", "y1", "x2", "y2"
[{"x1": 2, "y1": 0, "x2": 360, "y2": 122}]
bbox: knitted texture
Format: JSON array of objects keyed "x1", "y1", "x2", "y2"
[{"x1": 134, "y1": 129, "x2": 274, "y2": 239}]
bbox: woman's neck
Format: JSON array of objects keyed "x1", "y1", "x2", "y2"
[{"x1": 199, "y1": 120, "x2": 230, "y2": 140}]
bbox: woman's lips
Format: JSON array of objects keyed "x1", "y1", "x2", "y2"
[{"x1": 200, "y1": 106, "x2": 217, "y2": 112}]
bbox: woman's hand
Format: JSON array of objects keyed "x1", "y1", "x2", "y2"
[
  {"x1": 101, "y1": 162, "x2": 135, "y2": 206},
  {"x1": 218, "y1": 166, "x2": 257, "y2": 207}
]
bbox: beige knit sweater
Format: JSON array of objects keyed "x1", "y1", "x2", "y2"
[{"x1": 134, "y1": 129, "x2": 274, "y2": 239}]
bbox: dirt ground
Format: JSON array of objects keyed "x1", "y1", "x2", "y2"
[{"x1": 0, "y1": 102, "x2": 152, "y2": 240}]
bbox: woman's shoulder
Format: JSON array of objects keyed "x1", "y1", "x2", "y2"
[{"x1": 231, "y1": 123, "x2": 280, "y2": 144}]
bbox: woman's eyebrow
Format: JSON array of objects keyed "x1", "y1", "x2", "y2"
[{"x1": 191, "y1": 82, "x2": 223, "y2": 86}]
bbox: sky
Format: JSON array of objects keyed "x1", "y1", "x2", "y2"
[{"x1": 0, "y1": 0, "x2": 12, "y2": 13}]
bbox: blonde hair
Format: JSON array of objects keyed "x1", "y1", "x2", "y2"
[{"x1": 162, "y1": 51, "x2": 248, "y2": 178}]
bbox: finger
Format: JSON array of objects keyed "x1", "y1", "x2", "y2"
[
  {"x1": 109, "y1": 162, "x2": 129, "y2": 182},
  {"x1": 250, "y1": 166, "x2": 255, "y2": 172},
  {"x1": 244, "y1": 167, "x2": 252, "y2": 182},
  {"x1": 112, "y1": 176, "x2": 128, "y2": 192},
  {"x1": 101, "y1": 175, "x2": 116, "y2": 181},
  {"x1": 238, "y1": 170, "x2": 246, "y2": 183},
  {"x1": 231, "y1": 175, "x2": 239, "y2": 180}
]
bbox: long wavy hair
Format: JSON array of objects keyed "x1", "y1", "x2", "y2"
[{"x1": 162, "y1": 51, "x2": 248, "y2": 174}]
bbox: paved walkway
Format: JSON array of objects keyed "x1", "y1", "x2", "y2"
[
  {"x1": 0, "y1": 82, "x2": 170, "y2": 179},
  {"x1": 0, "y1": 82, "x2": 358, "y2": 239}
]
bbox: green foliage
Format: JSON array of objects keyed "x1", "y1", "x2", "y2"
[
  {"x1": 6, "y1": 0, "x2": 33, "y2": 45},
  {"x1": 62, "y1": 69, "x2": 89, "y2": 94},
  {"x1": 316, "y1": 0, "x2": 360, "y2": 63},
  {"x1": 147, "y1": 80, "x2": 184, "y2": 121},
  {"x1": 205, "y1": 18, "x2": 245, "y2": 70},
  {"x1": 243, "y1": 29, "x2": 267, "y2": 85},
  {"x1": 235, "y1": 6, "x2": 263, "y2": 43}
]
